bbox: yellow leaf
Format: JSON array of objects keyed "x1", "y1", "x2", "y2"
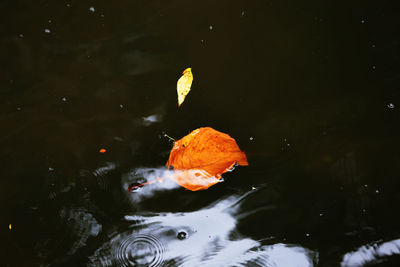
[{"x1": 177, "y1": 68, "x2": 193, "y2": 107}]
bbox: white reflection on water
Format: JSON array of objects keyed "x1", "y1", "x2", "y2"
[
  {"x1": 122, "y1": 167, "x2": 180, "y2": 203},
  {"x1": 142, "y1": 114, "x2": 162, "y2": 126},
  {"x1": 122, "y1": 167, "x2": 231, "y2": 203},
  {"x1": 341, "y1": 238, "x2": 400, "y2": 267},
  {"x1": 88, "y1": 193, "x2": 316, "y2": 266}
]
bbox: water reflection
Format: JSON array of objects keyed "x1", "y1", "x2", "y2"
[
  {"x1": 93, "y1": 162, "x2": 116, "y2": 191},
  {"x1": 34, "y1": 207, "x2": 102, "y2": 265},
  {"x1": 142, "y1": 114, "x2": 162, "y2": 126},
  {"x1": 341, "y1": 238, "x2": 400, "y2": 267},
  {"x1": 59, "y1": 207, "x2": 102, "y2": 256},
  {"x1": 122, "y1": 167, "x2": 180, "y2": 203},
  {"x1": 88, "y1": 193, "x2": 316, "y2": 266}
]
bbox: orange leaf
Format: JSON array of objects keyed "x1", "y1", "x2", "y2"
[{"x1": 166, "y1": 127, "x2": 248, "y2": 191}]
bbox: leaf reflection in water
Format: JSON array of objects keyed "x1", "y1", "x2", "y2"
[{"x1": 88, "y1": 194, "x2": 316, "y2": 266}]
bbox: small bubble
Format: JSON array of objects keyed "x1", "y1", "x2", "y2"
[
  {"x1": 372, "y1": 65, "x2": 376, "y2": 70},
  {"x1": 371, "y1": 44, "x2": 376, "y2": 48},
  {"x1": 19, "y1": 33, "x2": 24, "y2": 38},
  {"x1": 249, "y1": 136, "x2": 254, "y2": 141},
  {"x1": 177, "y1": 231, "x2": 187, "y2": 240},
  {"x1": 306, "y1": 233, "x2": 310, "y2": 237},
  {"x1": 319, "y1": 213, "x2": 323, "y2": 217},
  {"x1": 361, "y1": 19, "x2": 365, "y2": 24},
  {"x1": 241, "y1": 11, "x2": 245, "y2": 17},
  {"x1": 119, "y1": 104, "x2": 124, "y2": 108},
  {"x1": 89, "y1": 6, "x2": 95, "y2": 12},
  {"x1": 48, "y1": 167, "x2": 54, "y2": 171},
  {"x1": 200, "y1": 39, "x2": 204, "y2": 43},
  {"x1": 362, "y1": 209, "x2": 366, "y2": 213},
  {"x1": 375, "y1": 189, "x2": 380, "y2": 194},
  {"x1": 44, "y1": 28, "x2": 51, "y2": 33},
  {"x1": 62, "y1": 97, "x2": 67, "y2": 102},
  {"x1": 364, "y1": 184, "x2": 368, "y2": 188},
  {"x1": 209, "y1": 25, "x2": 213, "y2": 30},
  {"x1": 287, "y1": 143, "x2": 290, "y2": 146},
  {"x1": 48, "y1": 19, "x2": 52, "y2": 23},
  {"x1": 17, "y1": 107, "x2": 21, "y2": 111},
  {"x1": 387, "y1": 103, "x2": 395, "y2": 109},
  {"x1": 66, "y1": 3, "x2": 71, "y2": 7}
]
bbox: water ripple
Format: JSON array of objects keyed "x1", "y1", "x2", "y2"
[
  {"x1": 59, "y1": 207, "x2": 102, "y2": 256},
  {"x1": 89, "y1": 232, "x2": 166, "y2": 267},
  {"x1": 116, "y1": 234, "x2": 166, "y2": 267},
  {"x1": 89, "y1": 193, "x2": 316, "y2": 266}
]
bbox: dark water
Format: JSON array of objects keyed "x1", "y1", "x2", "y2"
[{"x1": 2, "y1": 0, "x2": 400, "y2": 266}]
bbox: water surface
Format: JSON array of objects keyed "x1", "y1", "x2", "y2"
[{"x1": 2, "y1": 0, "x2": 400, "y2": 266}]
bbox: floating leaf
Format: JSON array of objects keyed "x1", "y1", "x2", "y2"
[
  {"x1": 177, "y1": 68, "x2": 193, "y2": 107},
  {"x1": 166, "y1": 127, "x2": 248, "y2": 191}
]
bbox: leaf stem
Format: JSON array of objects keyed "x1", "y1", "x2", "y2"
[{"x1": 164, "y1": 133, "x2": 175, "y2": 141}]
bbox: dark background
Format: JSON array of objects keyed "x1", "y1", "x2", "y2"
[{"x1": 1, "y1": 0, "x2": 400, "y2": 266}]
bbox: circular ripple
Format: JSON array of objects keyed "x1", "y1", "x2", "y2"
[{"x1": 116, "y1": 234, "x2": 165, "y2": 267}]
